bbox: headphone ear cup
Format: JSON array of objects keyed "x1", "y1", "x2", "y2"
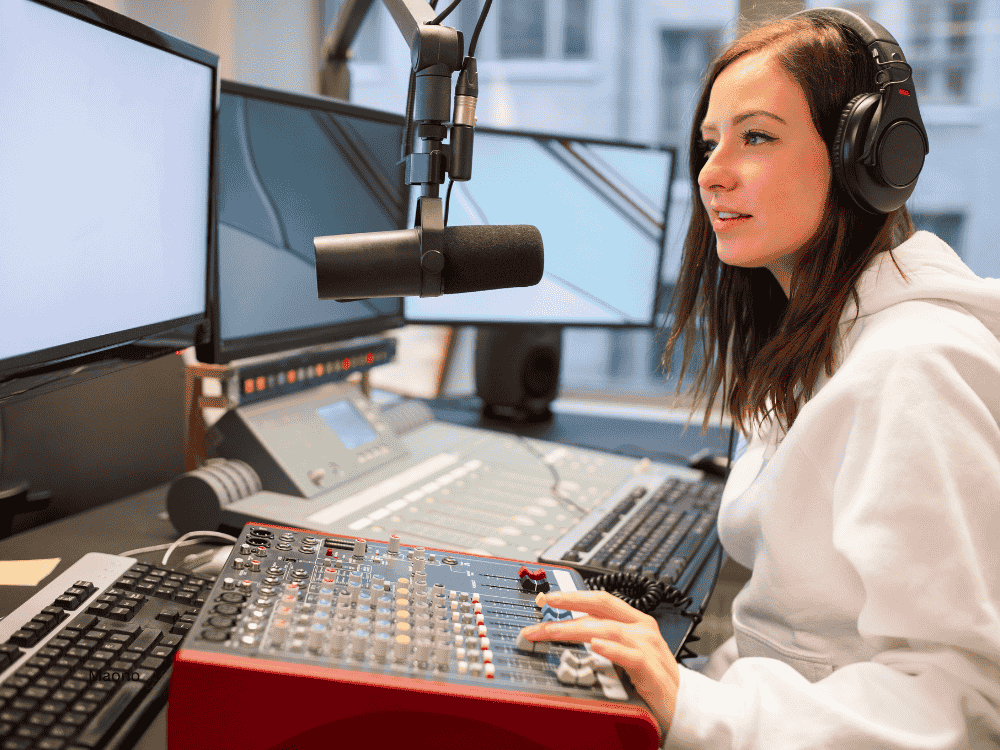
[{"x1": 831, "y1": 93, "x2": 882, "y2": 214}]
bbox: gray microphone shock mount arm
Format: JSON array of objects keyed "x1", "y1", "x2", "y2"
[{"x1": 323, "y1": 0, "x2": 480, "y2": 299}]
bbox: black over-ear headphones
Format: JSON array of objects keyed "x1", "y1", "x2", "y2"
[{"x1": 788, "y1": 8, "x2": 929, "y2": 215}]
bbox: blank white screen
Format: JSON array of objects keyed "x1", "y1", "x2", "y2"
[{"x1": 0, "y1": 0, "x2": 212, "y2": 361}]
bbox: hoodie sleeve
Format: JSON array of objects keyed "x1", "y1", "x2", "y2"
[{"x1": 663, "y1": 334, "x2": 1000, "y2": 749}]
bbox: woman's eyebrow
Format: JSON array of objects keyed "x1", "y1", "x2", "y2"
[{"x1": 700, "y1": 109, "x2": 788, "y2": 133}]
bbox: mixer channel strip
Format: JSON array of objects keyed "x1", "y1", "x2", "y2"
[{"x1": 539, "y1": 475, "x2": 724, "y2": 588}]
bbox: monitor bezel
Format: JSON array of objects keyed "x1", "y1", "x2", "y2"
[
  {"x1": 198, "y1": 79, "x2": 408, "y2": 366},
  {"x1": 402, "y1": 126, "x2": 677, "y2": 329},
  {"x1": 0, "y1": 0, "x2": 219, "y2": 384}
]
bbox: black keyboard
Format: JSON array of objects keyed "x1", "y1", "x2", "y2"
[
  {"x1": 539, "y1": 475, "x2": 724, "y2": 593},
  {"x1": 0, "y1": 553, "x2": 214, "y2": 750}
]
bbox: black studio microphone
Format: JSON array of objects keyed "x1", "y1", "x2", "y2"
[{"x1": 314, "y1": 224, "x2": 543, "y2": 301}]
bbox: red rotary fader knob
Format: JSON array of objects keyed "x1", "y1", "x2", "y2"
[{"x1": 517, "y1": 566, "x2": 550, "y2": 594}]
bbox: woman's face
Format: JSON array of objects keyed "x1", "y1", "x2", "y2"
[{"x1": 698, "y1": 52, "x2": 831, "y2": 296}]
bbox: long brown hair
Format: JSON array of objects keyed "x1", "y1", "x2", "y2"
[{"x1": 662, "y1": 14, "x2": 914, "y2": 438}]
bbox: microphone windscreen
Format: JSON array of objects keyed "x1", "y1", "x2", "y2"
[{"x1": 441, "y1": 225, "x2": 544, "y2": 295}]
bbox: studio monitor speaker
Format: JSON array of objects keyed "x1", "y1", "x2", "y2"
[{"x1": 474, "y1": 326, "x2": 562, "y2": 423}]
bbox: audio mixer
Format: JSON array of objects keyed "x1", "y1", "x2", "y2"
[
  {"x1": 168, "y1": 522, "x2": 661, "y2": 750},
  {"x1": 169, "y1": 380, "x2": 704, "y2": 563}
]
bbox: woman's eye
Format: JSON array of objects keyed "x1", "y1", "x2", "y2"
[
  {"x1": 699, "y1": 139, "x2": 717, "y2": 154},
  {"x1": 744, "y1": 131, "x2": 772, "y2": 146}
]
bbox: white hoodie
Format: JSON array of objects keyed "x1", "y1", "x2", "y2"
[{"x1": 664, "y1": 231, "x2": 1000, "y2": 749}]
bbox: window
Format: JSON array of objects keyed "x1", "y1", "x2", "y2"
[
  {"x1": 499, "y1": 0, "x2": 546, "y2": 59},
  {"x1": 908, "y1": 1, "x2": 975, "y2": 104},
  {"x1": 563, "y1": 0, "x2": 591, "y2": 59},
  {"x1": 323, "y1": 0, "x2": 382, "y2": 63},
  {"x1": 659, "y1": 28, "x2": 723, "y2": 169}
]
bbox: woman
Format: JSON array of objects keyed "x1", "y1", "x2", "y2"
[{"x1": 521, "y1": 10, "x2": 1000, "y2": 749}]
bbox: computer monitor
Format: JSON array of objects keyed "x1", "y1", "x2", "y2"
[
  {"x1": 0, "y1": 0, "x2": 217, "y2": 403},
  {"x1": 198, "y1": 80, "x2": 408, "y2": 365},
  {"x1": 404, "y1": 128, "x2": 676, "y2": 327}
]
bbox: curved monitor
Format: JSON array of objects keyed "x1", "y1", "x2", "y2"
[
  {"x1": 200, "y1": 80, "x2": 408, "y2": 365},
  {"x1": 0, "y1": 0, "x2": 217, "y2": 397},
  {"x1": 404, "y1": 128, "x2": 675, "y2": 327}
]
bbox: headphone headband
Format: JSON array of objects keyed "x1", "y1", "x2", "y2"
[{"x1": 784, "y1": 7, "x2": 929, "y2": 214}]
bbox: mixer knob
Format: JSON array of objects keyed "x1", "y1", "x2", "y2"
[
  {"x1": 414, "y1": 639, "x2": 430, "y2": 663},
  {"x1": 434, "y1": 644, "x2": 450, "y2": 668},
  {"x1": 353, "y1": 538, "x2": 367, "y2": 557},
  {"x1": 348, "y1": 581, "x2": 362, "y2": 603},
  {"x1": 348, "y1": 571, "x2": 362, "y2": 586},
  {"x1": 271, "y1": 619, "x2": 290, "y2": 646},
  {"x1": 460, "y1": 602, "x2": 471, "y2": 613},
  {"x1": 413, "y1": 558, "x2": 425, "y2": 574},
  {"x1": 222, "y1": 577, "x2": 235, "y2": 591},
  {"x1": 373, "y1": 633, "x2": 390, "y2": 662},
  {"x1": 268, "y1": 564, "x2": 283, "y2": 576},
  {"x1": 232, "y1": 557, "x2": 244, "y2": 570},
  {"x1": 239, "y1": 580, "x2": 252, "y2": 594},
  {"x1": 388, "y1": 535, "x2": 401, "y2": 555},
  {"x1": 372, "y1": 575, "x2": 385, "y2": 589},
  {"x1": 338, "y1": 590, "x2": 352, "y2": 607},
  {"x1": 414, "y1": 547, "x2": 425, "y2": 559},
  {"x1": 350, "y1": 629, "x2": 368, "y2": 659},
  {"x1": 374, "y1": 619, "x2": 391, "y2": 635},
  {"x1": 240, "y1": 544, "x2": 251, "y2": 555},
  {"x1": 459, "y1": 592, "x2": 469, "y2": 602},
  {"x1": 329, "y1": 629, "x2": 346, "y2": 654},
  {"x1": 394, "y1": 634, "x2": 410, "y2": 662},
  {"x1": 309, "y1": 624, "x2": 326, "y2": 652},
  {"x1": 249, "y1": 559, "x2": 261, "y2": 572}
]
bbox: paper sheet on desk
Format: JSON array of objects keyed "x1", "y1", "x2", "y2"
[{"x1": 0, "y1": 558, "x2": 60, "y2": 586}]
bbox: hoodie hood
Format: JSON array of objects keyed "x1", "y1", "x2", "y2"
[{"x1": 840, "y1": 230, "x2": 1000, "y2": 339}]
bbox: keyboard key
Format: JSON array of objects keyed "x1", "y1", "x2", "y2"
[{"x1": 73, "y1": 680, "x2": 147, "y2": 747}]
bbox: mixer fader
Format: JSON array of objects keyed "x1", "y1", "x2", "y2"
[{"x1": 169, "y1": 523, "x2": 661, "y2": 750}]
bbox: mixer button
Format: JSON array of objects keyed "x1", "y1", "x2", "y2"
[
  {"x1": 455, "y1": 647, "x2": 466, "y2": 660},
  {"x1": 482, "y1": 649, "x2": 493, "y2": 663},
  {"x1": 484, "y1": 663, "x2": 495, "y2": 679},
  {"x1": 479, "y1": 637, "x2": 490, "y2": 650},
  {"x1": 457, "y1": 660, "x2": 468, "y2": 675},
  {"x1": 469, "y1": 662, "x2": 482, "y2": 676}
]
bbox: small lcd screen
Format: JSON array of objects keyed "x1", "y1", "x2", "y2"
[
  {"x1": 216, "y1": 86, "x2": 407, "y2": 361},
  {"x1": 404, "y1": 130, "x2": 673, "y2": 326},
  {"x1": 316, "y1": 400, "x2": 377, "y2": 450}
]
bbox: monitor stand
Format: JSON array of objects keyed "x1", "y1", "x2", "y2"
[{"x1": 474, "y1": 325, "x2": 562, "y2": 423}]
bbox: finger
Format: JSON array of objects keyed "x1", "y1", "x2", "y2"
[
  {"x1": 590, "y1": 637, "x2": 646, "y2": 673},
  {"x1": 520, "y1": 617, "x2": 634, "y2": 644},
  {"x1": 535, "y1": 590, "x2": 650, "y2": 623}
]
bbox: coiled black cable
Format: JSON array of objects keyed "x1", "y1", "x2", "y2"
[{"x1": 585, "y1": 572, "x2": 693, "y2": 614}]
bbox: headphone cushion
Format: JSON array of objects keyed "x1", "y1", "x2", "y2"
[{"x1": 832, "y1": 93, "x2": 881, "y2": 212}]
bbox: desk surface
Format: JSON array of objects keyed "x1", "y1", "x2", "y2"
[{"x1": 0, "y1": 402, "x2": 727, "y2": 749}]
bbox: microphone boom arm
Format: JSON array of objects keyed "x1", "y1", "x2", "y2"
[{"x1": 325, "y1": 0, "x2": 466, "y2": 299}]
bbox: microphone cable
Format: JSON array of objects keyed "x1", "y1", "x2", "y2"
[
  {"x1": 443, "y1": 0, "x2": 492, "y2": 226},
  {"x1": 584, "y1": 572, "x2": 693, "y2": 615}
]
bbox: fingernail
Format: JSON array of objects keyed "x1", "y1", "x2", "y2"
[{"x1": 534, "y1": 593, "x2": 546, "y2": 607}]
